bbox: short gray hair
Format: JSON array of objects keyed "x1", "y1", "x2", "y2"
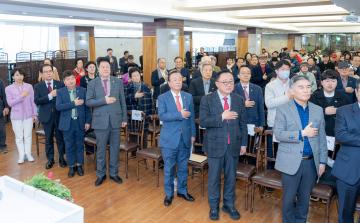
[{"x1": 289, "y1": 75, "x2": 310, "y2": 88}]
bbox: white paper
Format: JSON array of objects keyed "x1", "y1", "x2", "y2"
[
  {"x1": 247, "y1": 124, "x2": 255, "y2": 136},
  {"x1": 326, "y1": 136, "x2": 335, "y2": 151},
  {"x1": 327, "y1": 157, "x2": 335, "y2": 168},
  {"x1": 131, "y1": 110, "x2": 143, "y2": 121}
]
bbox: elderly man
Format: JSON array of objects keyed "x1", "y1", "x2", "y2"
[
  {"x1": 200, "y1": 70, "x2": 247, "y2": 221},
  {"x1": 274, "y1": 75, "x2": 327, "y2": 223},
  {"x1": 336, "y1": 61, "x2": 357, "y2": 103},
  {"x1": 297, "y1": 62, "x2": 317, "y2": 93},
  {"x1": 151, "y1": 58, "x2": 168, "y2": 100}
]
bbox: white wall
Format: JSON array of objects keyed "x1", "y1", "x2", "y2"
[
  {"x1": 94, "y1": 37, "x2": 142, "y2": 64},
  {"x1": 157, "y1": 28, "x2": 180, "y2": 69},
  {"x1": 261, "y1": 34, "x2": 288, "y2": 53}
]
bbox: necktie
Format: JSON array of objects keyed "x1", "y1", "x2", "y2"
[
  {"x1": 103, "y1": 79, "x2": 108, "y2": 95},
  {"x1": 243, "y1": 86, "x2": 250, "y2": 100},
  {"x1": 223, "y1": 97, "x2": 230, "y2": 144},
  {"x1": 47, "y1": 82, "x2": 52, "y2": 93},
  {"x1": 175, "y1": 95, "x2": 182, "y2": 112}
]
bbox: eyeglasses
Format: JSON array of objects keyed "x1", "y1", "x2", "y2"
[{"x1": 217, "y1": 81, "x2": 234, "y2": 86}]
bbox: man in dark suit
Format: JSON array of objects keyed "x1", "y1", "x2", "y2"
[
  {"x1": 86, "y1": 57, "x2": 127, "y2": 186},
  {"x1": 34, "y1": 64, "x2": 66, "y2": 169},
  {"x1": 105, "y1": 48, "x2": 118, "y2": 76},
  {"x1": 318, "y1": 54, "x2": 335, "y2": 73},
  {"x1": 200, "y1": 70, "x2": 248, "y2": 221},
  {"x1": 151, "y1": 58, "x2": 168, "y2": 101},
  {"x1": 332, "y1": 78, "x2": 360, "y2": 223},
  {"x1": 250, "y1": 54, "x2": 273, "y2": 89},
  {"x1": 336, "y1": 61, "x2": 357, "y2": 103},
  {"x1": 174, "y1": 56, "x2": 191, "y2": 87},
  {"x1": 234, "y1": 66, "x2": 265, "y2": 128},
  {"x1": 56, "y1": 71, "x2": 91, "y2": 177},
  {"x1": 0, "y1": 79, "x2": 9, "y2": 153},
  {"x1": 189, "y1": 61, "x2": 217, "y2": 118},
  {"x1": 158, "y1": 70, "x2": 196, "y2": 207},
  {"x1": 119, "y1": 50, "x2": 129, "y2": 73}
]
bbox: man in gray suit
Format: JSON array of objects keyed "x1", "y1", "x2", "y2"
[
  {"x1": 274, "y1": 75, "x2": 327, "y2": 223},
  {"x1": 86, "y1": 57, "x2": 127, "y2": 186},
  {"x1": 200, "y1": 70, "x2": 248, "y2": 221}
]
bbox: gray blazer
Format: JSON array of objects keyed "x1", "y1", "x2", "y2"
[
  {"x1": 274, "y1": 100, "x2": 327, "y2": 175},
  {"x1": 199, "y1": 92, "x2": 248, "y2": 158},
  {"x1": 86, "y1": 76, "x2": 127, "y2": 129}
]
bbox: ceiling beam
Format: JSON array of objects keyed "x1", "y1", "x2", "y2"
[
  {"x1": 260, "y1": 15, "x2": 344, "y2": 23},
  {"x1": 175, "y1": 0, "x2": 332, "y2": 12},
  {"x1": 228, "y1": 12, "x2": 348, "y2": 19}
]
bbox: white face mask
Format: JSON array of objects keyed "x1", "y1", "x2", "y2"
[{"x1": 278, "y1": 70, "x2": 290, "y2": 80}]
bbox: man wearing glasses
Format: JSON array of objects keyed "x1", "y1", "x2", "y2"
[{"x1": 199, "y1": 70, "x2": 248, "y2": 221}]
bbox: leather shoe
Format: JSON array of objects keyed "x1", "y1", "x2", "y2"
[
  {"x1": 163, "y1": 196, "x2": 173, "y2": 207},
  {"x1": 68, "y1": 167, "x2": 76, "y2": 178},
  {"x1": 95, "y1": 176, "x2": 106, "y2": 186},
  {"x1": 77, "y1": 165, "x2": 84, "y2": 176},
  {"x1": 59, "y1": 158, "x2": 67, "y2": 168},
  {"x1": 209, "y1": 208, "x2": 219, "y2": 221},
  {"x1": 222, "y1": 205, "x2": 240, "y2": 220},
  {"x1": 110, "y1": 175, "x2": 123, "y2": 184},
  {"x1": 177, "y1": 193, "x2": 195, "y2": 202},
  {"x1": 45, "y1": 160, "x2": 54, "y2": 169}
]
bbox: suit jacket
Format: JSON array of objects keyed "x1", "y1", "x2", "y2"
[
  {"x1": 274, "y1": 100, "x2": 328, "y2": 175},
  {"x1": 199, "y1": 92, "x2": 248, "y2": 158},
  {"x1": 56, "y1": 86, "x2": 91, "y2": 131},
  {"x1": 310, "y1": 89, "x2": 350, "y2": 136},
  {"x1": 158, "y1": 91, "x2": 196, "y2": 149},
  {"x1": 151, "y1": 69, "x2": 166, "y2": 100},
  {"x1": 336, "y1": 76, "x2": 357, "y2": 103},
  {"x1": 125, "y1": 82, "x2": 153, "y2": 116},
  {"x1": 332, "y1": 103, "x2": 360, "y2": 185},
  {"x1": 250, "y1": 64, "x2": 273, "y2": 88},
  {"x1": 188, "y1": 77, "x2": 217, "y2": 118},
  {"x1": 85, "y1": 76, "x2": 127, "y2": 129},
  {"x1": 234, "y1": 83, "x2": 265, "y2": 127},
  {"x1": 191, "y1": 69, "x2": 218, "y2": 80},
  {"x1": 34, "y1": 80, "x2": 65, "y2": 124}
]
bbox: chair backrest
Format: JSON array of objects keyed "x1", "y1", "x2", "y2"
[
  {"x1": 194, "y1": 119, "x2": 205, "y2": 148},
  {"x1": 245, "y1": 127, "x2": 263, "y2": 170},
  {"x1": 126, "y1": 111, "x2": 146, "y2": 149},
  {"x1": 262, "y1": 130, "x2": 277, "y2": 171}
]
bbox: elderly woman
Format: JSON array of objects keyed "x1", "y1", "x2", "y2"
[
  {"x1": 72, "y1": 58, "x2": 85, "y2": 86},
  {"x1": 6, "y1": 68, "x2": 37, "y2": 164}
]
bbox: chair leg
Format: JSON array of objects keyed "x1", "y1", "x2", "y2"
[
  {"x1": 326, "y1": 198, "x2": 331, "y2": 223},
  {"x1": 137, "y1": 158, "x2": 140, "y2": 181},
  {"x1": 250, "y1": 182, "x2": 255, "y2": 213},
  {"x1": 36, "y1": 135, "x2": 39, "y2": 157},
  {"x1": 156, "y1": 160, "x2": 159, "y2": 187},
  {"x1": 201, "y1": 167, "x2": 205, "y2": 197},
  {"x1": 245, "y1": 181, "x2": 249, "y2": 211},
  {"x1": 125, "y1": 151, "x2": 129, "y2": 178}
]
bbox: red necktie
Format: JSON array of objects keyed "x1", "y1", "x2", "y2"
[
  {"x1": 243, "y1": 86, "x2": 250, "y2": 100},
  {"x1": 47, "y1": 82, "x2": 52, "y2": 93},
  {"x1": 223, "y1": 97, "x2": 230, "y2": 144},
  {"x1": 175, "y1": 95, "x2": 182, "y2": 112},
  {"x1": 103, "y1": 79, "x2": 108, "y2": 95}
]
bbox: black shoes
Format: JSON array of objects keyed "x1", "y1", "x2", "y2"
[
  {"x1": 164, "y1": 196, "x2": 173, "y2": 207},
  {"x1": 177, "y1": 193, "x2": 195, "y2": 202},
  {"x1": 59, "y1": 158, "x2": 67, "y2": 168},
  {"x1": 68, "y1": 166, "x2": 76, "y2": 178},
  {"x1": 77, "y1": 165, "x2": 84, "y2": 176},
  {"x1": 95, "y1": 175, "x2": 106, "y2": 186},
  {"x1": 45, "y1": 160, "x2": 55, "y2": 169},
  {"x1": 209, "y1": 208, "x2": 219, "y2": 221},
  {"x1": 222, "y1": 205, "x2": 241, "y2": 220},
  {"x1": 110, "y1": 175, "x2": 123, "y2": 184}
]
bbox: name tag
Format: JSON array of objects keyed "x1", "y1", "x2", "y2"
[
  {"x1": 131, "y1": 110, "x2": 142, "y2": 121},
  {"x1": 247, "y1": 124, "x2": 256, "y2": 136},
  {"x1": 326, "y1": 136, "x2": 335, "y2": 151}
]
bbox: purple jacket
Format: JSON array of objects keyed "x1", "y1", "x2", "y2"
[{"x1": 5, "y1": 83, "x2": 37, "y2": 120}]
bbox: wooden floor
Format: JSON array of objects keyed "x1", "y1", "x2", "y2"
[{"x1": 0, "y1": 124, "x2": 339, "y2": 223}]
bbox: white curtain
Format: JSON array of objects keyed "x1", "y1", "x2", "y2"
[{"x1": 0, "y1": 24, "x2": 59, "y2": 62}]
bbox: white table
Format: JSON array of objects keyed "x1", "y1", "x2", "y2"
[{"x1": 0, "y1": 175, "x2": 83, "y2": 223}]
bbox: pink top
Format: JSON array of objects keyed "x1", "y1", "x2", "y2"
[{"x1": 5, "y1": 83, "x2": 37, "y2": 120}]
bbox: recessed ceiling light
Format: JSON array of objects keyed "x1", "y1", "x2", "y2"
[
  {"x1": 22, "y1": 12, "x2": 27, "y2": 15},
  {"x1": 105, "y1": 18, "x2": 109, "y2": 21},
  {"x1": 69, "y1": 15, "x2": 73, "y2": 18}
]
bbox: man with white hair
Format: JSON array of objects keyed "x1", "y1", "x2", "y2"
[{"x1": 192, "y1": 56, "x2": 217, "y2": 80}]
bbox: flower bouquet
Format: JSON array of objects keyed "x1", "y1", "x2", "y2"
[{"x1": 25, "y1": 172, "x2": 74, "y2": 202}]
